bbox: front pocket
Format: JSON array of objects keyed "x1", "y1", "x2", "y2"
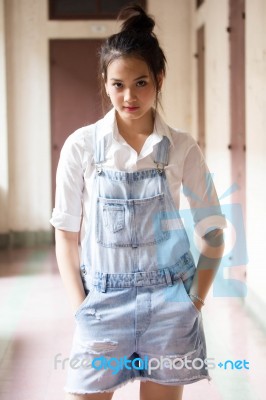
[
  {"x1": 97, "y1": 198, "x2": 131, "y2": 247},
  {"x1": 179, "y1": 277, "x2": 201, "y2": 315},
  {"x1": 74, "y1": 289, "x2": 95, "y2": 319},
  {"x1": 103, "y1": 204, "x2": 125, "y2": 233},
  {"x1": 133, "y1": 194, "x2": 170, "y2": 247},
  {"x1": 96, "y1": 194, "x2": 170, "y2": 248}
]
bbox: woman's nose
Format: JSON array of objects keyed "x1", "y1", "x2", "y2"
[{"x1": 124, "y1": 88, "x2": 136, "y2": 102}]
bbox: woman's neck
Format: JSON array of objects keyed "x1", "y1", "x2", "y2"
[
  {"x1": 115, "y1": 110, "x2": 155, "y2": 154},
  {"x1": 116, "y1": 110, "x2": 154, "y2": 139}
]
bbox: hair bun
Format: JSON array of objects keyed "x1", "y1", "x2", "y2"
[{"x1": 119, "y1": 4, "x2": 155, "y2": 34}]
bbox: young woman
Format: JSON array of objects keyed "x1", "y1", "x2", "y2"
[{"x1": 50, "y1": 5, "x2": 226, "y2": 400}]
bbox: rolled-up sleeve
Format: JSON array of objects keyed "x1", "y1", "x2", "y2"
[
  {"x1": 50, "y1": 130, "x2": 85, "y2": 232},
  {"x1": 182, "y1": 142, "x2": 227, "y2": 237}
]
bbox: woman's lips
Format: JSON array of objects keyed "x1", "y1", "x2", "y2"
[{"x1": 123, "y1": 106, "x2": 139, "y2": 112}]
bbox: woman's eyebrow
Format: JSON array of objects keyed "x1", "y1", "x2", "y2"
[
  {"x1": 110, "y1": 75, "x2": 149, "y2": 82},
  {"x1": 134, "y1": 75, "x2": 149, "y2": 81}
]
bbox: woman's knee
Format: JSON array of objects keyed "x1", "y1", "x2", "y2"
[{"x1": 140, "y1": 381, "x2": 184, "y2": 400}]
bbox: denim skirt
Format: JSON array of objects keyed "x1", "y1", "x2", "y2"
[{"x1": 64, "y1": 252, "x2": 211, "y2": 394}]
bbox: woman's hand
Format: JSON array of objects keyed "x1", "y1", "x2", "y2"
[
  {"x1": 55, "y1": 229, "x2": 87, "y2": 316},
  {"x1": 189, "y1": 229, "x2": 225, "y2": 311},
  {"x1": 191, "y1": 298, "x2": 203, "y2": 312}
]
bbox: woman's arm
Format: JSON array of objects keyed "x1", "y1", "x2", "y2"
[
  {"x1": 180, "y1": 141, "x2": 227, "y2": 311},
  {"x1": 189, "y1": 228, "x2": 225, "y2": 311},
  {"x1": 55, "y1": 229, "x2": 86, "y2": 315}
]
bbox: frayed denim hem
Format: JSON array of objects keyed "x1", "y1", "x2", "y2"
[{"x1": 64, "y1": 373, "x2": 212, "y2": 394}]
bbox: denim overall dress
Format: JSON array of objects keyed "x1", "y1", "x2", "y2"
[{"x1": 64, "y1": 125, "x2": 211, "y2": 394}]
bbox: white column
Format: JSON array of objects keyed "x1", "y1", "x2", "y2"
[
  {"x1": 148, "y1": 0, "x2": 192, "y2": 132},
  {"x1": 0, "y1": 0, "x2": 9, "y2": 236},
  {"x1": 5, "y1": 0, "x2": 51, "y2": 232}
]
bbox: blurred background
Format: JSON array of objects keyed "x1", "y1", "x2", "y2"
[{"x1": 0, "y1": 0, "x2": 265, "y2": 399}]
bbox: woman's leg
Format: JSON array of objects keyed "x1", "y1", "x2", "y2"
[
  {"x1": 140, "y1": 381, "x2": 184, "y2": 400},
  {"x1": 65, "y1": 392, "x2": 114, "y2": 400}
]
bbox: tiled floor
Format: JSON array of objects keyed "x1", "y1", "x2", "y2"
[{"x1": 0, "y1": 247, "x2": 265, "y2": 400}]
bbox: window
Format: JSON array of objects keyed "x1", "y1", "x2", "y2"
[{"x1": 49, "y1": 0, "x2": 147, "y2": 20}]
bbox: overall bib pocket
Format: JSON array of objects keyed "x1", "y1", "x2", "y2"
[
  {"x1": 103, "y1": 204, "x2": 125, "y2": 233},
  {"x1": 96, "y1": 194, "x2": 170, "y2": 248}
]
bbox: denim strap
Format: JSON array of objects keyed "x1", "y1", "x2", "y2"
[
  {"x1": 94, "y1": 122, "x2": 106, "y2": 164},
  {"x1": 153, "y1": 136, "x2": 170, "y2": 167}
]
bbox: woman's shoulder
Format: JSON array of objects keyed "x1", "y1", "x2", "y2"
[
  {"x1": 169, "y1": 125, "x2": 196, "y2": 143},
  {"x1": 166, "y1": 125, "x2": 206, "y2": 168},
  {"x1": 155, "y1": 112, "x2": 198, "y2": 153},
  {"x1": 58, "y1": 123, "x2": 98, "y2": 170},
  {"x1": 63, "y1": 110, "x2": 114, "y2": 151},
  {"x1": 62, "y1": 117, "x2": 107, "y2": 158},
  {"x1": 168, "y1": 125, "x2": 199, "y2": 156},
  {"x1": 64, "y1": 122, "x2": 95, "y2": 148}
]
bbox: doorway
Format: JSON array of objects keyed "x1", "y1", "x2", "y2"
[{"x1": 50, "y1": 39, "x2": 104, "y2": 203}]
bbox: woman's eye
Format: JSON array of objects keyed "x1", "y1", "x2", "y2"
[
  {"x1": 113, "y1": 82, "x2": 123, "y2": 88},
  {"x1": 136, "y1": 80, "x2": 147, "y2": 87}
]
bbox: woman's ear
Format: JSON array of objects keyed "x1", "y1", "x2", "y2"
[
  {"x1": 104, "y1": 83, "x2": 109, "y2": 97},
  {"x1": 157, "y1": 72, "x2": 164, "y2": 91},
  {"x1": 102, "y1": 73, "x2": 109, "y2": 96}
]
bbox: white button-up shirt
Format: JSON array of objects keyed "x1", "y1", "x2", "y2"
[{"x1": 50, "y1": 108, "x2": 226, "y2": 237}]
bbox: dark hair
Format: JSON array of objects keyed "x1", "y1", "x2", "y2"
[{"x1": 99, "y1": 4, "x2": 167, "y2": 109}]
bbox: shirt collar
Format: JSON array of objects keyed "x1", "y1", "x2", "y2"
[
  {"x1": 153, "y1": 110, "x2": 174, "y2": 146},
  {"x1": 96, "y1": 107, "x2": 174, "y2": 146}
]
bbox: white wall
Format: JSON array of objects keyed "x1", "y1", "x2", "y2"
[
  {"x1": 190, "y1": 0, "x2": 266, "y2": 322},
  {"x1": 245, "y1": 0, "x2": 266, "y2": 310},
  {"x1": 192, "y1": 1, "x2": 238, "y2": 289},
  {"x1": 191, "y1": 0, "x2": 230, "y2": 197}
]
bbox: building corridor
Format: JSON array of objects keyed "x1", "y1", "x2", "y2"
[{"x1": 0, "y1": 247, "x2": 265, "y2": 400}]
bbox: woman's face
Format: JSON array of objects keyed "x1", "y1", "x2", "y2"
[{"x1": 105, "y1": 56, "x2": 162, "y2": 123}]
